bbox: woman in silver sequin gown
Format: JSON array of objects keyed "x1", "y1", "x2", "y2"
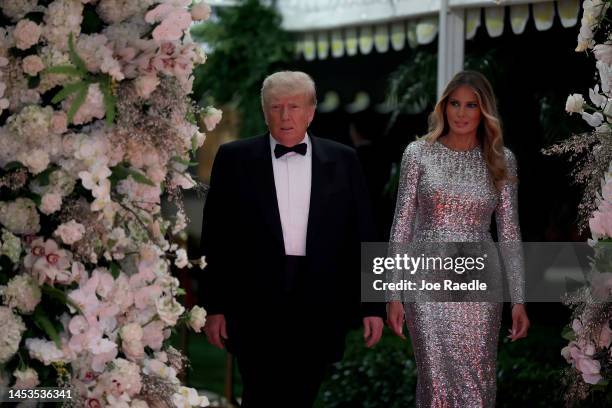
[{"x1": 387, "y1": 71, "x2": 530, "y2": 408}]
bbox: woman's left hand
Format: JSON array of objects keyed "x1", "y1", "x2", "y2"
[{"x1": 508, "y1": 304, "x2": 530, "y2": 341}]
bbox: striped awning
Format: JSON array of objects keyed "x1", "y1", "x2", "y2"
[{"x1": 286, "y1": 0, "x2": 580, "y2": 60}]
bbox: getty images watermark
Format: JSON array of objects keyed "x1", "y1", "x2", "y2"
[
  {"x1": 360, "y1": 242, "x2": 597, "y2": 303},
  {"x1": 372, "y1": 253, "x2": 489, "y2": 292}
]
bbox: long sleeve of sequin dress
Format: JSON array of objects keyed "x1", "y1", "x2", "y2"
[{"x1": 389, "y1": 139, "x2": 524, "y2": 408}]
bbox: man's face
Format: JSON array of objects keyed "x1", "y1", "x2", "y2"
[{"x1": 263, "y1": 92, "x2": 315, "y2": 146}]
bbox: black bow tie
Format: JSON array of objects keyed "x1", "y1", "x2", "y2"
[{"x1": 274, "y1": 143, "x2": 307, "y2": 158}]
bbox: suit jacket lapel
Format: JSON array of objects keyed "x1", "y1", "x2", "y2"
[
  {"x1": 251, "y1": 135, "x2": 285, "y2": 253},
  {"x1": 306, "y1": 135, "x2": 334, "y2": 256}
]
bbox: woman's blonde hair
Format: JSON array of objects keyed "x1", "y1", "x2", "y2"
[{"x1": 424, "y1": 70, "x2": 511, "y2": 190}]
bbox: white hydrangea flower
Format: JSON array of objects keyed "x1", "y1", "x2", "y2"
[
  {"x1": 43, "y1": 0, "x2": 84, "y2": 51},
  {"x1": 0, "y1": 306, "x2": 26, "y2": 364},
  {"x1": 0, "y1": 0, "x2": 39, "y2": 21},
  {"x1": 25, "y1": 338, "x2": 66, "y2": 366},
  {"x1": 1, "y1": 229, "x2": 22, "y2": 264},
  {"x1": 1, "y1": 274, "x2": 42, "y2": 314},
  {"x1": 0, "y1": 198, "x2": 40, "y2": 235}
]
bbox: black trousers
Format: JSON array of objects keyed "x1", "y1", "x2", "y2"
[
  {"x1": 236, "y1": 255, "x2": 331, "y2": 407},
  {"x1": 237, "y1": 347, "x2": 329, "y2": 408}
]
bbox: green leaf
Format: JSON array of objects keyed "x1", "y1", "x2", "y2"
[
  {"x1": 27, "y1": 192, "x2": 41, "y2": 207},
  {"x1": 4, "y1": 162, "x2": 24, "y2": 170},
  {"x1": 99, "y1": 77, "x2": 116, "y2": 125},
  {"x1": 67, "y1": 84, "x2": 89, "y2": 123},
  {"x1": 51, "y1": 81, "x2": 87, "y2": 104},
  {"x1": 561, "y1": 325, "x2": 575, "y2": 341},
  {"x1": 41, "y1": 284, "x2": 82, "y2": 314},
  {"x1": 35, "y1": 166, "x2": 55, "y2": 187},
  {"x1": 67, "y1": 32, "x2": 87, "y2": 75},
  {"x1": 33, "y1": 306, "x2": 61, "y2": 348},
  {"x1": 110, "y1": 262, "x2": 120, "y2": 279},
  {"x1": 176, "y1": 288, "x2": 186, "y2": 296},
  {"x1": 44, "y1": 65, "x2": 83, "y2": 77},
  {"x1": 128, "y1": 168, "x2": 156, "y2": 187},
  {"x1": 28, "y1": 75, "x2": 40, "y2": 89},
  {"x1": 191, "y1": 135, "x2": 198, "y2": 156},
  {"x1": 172, "y1": 156, "x2": 198, "y2": 167}
]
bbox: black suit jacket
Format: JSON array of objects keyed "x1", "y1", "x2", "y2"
[{"x1": 200, "y1": 134, "x2": 384, "y2": 361}]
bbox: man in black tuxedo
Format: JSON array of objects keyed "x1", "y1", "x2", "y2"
[{"x1": 200, "y1": 71, "x2": 384, "y2": 407}]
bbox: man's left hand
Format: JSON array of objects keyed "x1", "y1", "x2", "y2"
[{"x1": 363, "y1": 316, "x2": 384, "y2": 348}]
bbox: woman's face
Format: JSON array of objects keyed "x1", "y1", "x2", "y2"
[{"x1": 445, "y1": 85, "x2": 482, "y2": 138}]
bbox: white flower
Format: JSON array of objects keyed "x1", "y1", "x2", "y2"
[
  {"x1": 14, "y1": 20, "x2": 42, "y2": 50},
  {"x1": 598, "y1": 60, "x2": 612, "y2": 94},
  {"x1": 40, "y1": 192, "x2": 63, "y2": 215},
  {"x1": 1, "y1": 229, "x2": 22, "y2": 264},
  {"x1": 43, "y1": 0, "x2": 84, "y2": 51},
  {"x1": 0, "y1": 306, "x2": 26, "y2": 364},
  {"x1": 1, "y1": 275, "x2": 41, "y2": 314},
  {"x1": 188, "y1": 306, "x2": 207, "y2": 333},
  {"x1": 96, "y1": 358, "x2": 142, "y2": 397},
  {"x1": 155, "y1": 296, "x2": 185, "y2": 326},
  {"x1": 0, "y1": 0, "x2": 38, "y2": 21},
  {"x1": 75, "y1": 33, "x2": 124, "y2": 81},
  {"x1": 0, "y1": 198, "x2": 40, "y2": 235},
  {"x1": 594, "y1": 43, "x2": 612, "y2": 65},
  {"x1": 191, "y1": 2, "x2": 211, "y2": 21},
  {"x1": 142, "y1": 357, "x2": 178, "y2": 383},
  {"x1": 589, "y1": 85, "x2": 607, "y2": 109},
  {"x1": 54, "y1": 220, "x2": 86, "y2": 245},
  {"x1": 120, "y1": 323, "x2": 145, "y2": 361},
  {"x1": 13, "y1": 367, "x2": 39, "y2": 389},
  {"x1": 565, "y1": 94, "x2": 585, "y2": 114},
  {"x1": 18, "y1": 149, "x2": 50, "y2": 175},
  {"x1": 202, "y1": 106, "x2": 222, "y2": 131},
  {"x1": 173, "y1": 210, "x2": 187, "y2": 234},
  {"x1": 582, "y1": 111, "x2": 604, "y2": 127},
  {"x1": 172, "y1": 386, "x2": 209, "y2": 407},
  {"x1": 197, "y1": 256, "x2": 207, "y2": 270},
  {"x1": 174, "y1": 248, "x2": 190, "y2": 268}
]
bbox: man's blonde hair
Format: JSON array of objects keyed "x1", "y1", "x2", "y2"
[{"x1": 261, "y1": 71, "x2": 317, "y2": 108}]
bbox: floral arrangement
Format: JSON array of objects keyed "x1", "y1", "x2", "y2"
[
  {"x1": 544, "y1": 0, "x2": 612, "y2": 405},
  {"x1": 0, "y1": 0, "x2": 222, "y2": 407}
]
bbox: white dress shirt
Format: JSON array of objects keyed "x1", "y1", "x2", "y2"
[{"x1": 270, "y1": 134, "x2": 312, "y2": 256}]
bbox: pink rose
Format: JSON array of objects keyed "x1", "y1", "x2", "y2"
[
  {"x1": 142, "y1": 320, "x2": 165, "y2": 350},
  {"x1": 40, "y1": 192, "x2": 62, "y2": 215},
  {"x1": 13, "y1": 367, "x2": 40, "y2": 389},
  {"x1": 598, "y1": 321, "x2": 612, "y2": 348},
  {"x1": 50, "y1": 111, "x2": 68, "y2": 134},
  {"x1": 14, "y1": 20, "x2": 41, "y2": 50},
  {"x1": 191, "y1": 2, "x2": 211, "y2": 21},
  {"x1": 134, "y1": 74, "x2": 160, "y2": 99},
  {"x1": 54, "y1": 220, "x2": 85, "y2": 245},
  {"x1": 203, "y1": 106, "x2": 223, "y2": 131},
  {"x1": 22, "y1": 55, "x2": 45, "y2": 76}
]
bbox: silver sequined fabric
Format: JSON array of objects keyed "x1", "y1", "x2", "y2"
[{"x1": 389, "y1": 139, "x2": 525, "y2": 407}]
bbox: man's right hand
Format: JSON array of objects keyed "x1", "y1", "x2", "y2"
[
  {"x1": 387, "y1": 301, "x2": 406, "y2": 339},
  {"x1": 204, "y1": 314, "x2": 228, "y2": 349}
]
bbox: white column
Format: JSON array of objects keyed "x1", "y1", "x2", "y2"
[{"x1": 437, "y1": 0, "x2": 465, "y2": 98}]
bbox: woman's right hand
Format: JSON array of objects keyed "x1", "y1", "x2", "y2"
[{"x1": 387, "y1": 301, "x2": 406, "y2": 339}]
